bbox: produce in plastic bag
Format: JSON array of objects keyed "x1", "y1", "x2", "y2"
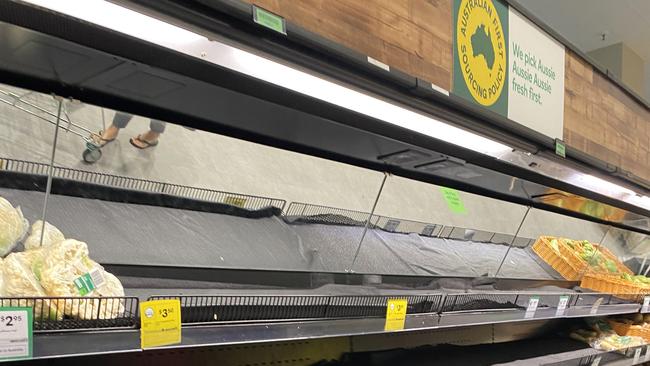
[
  {"x1": 2, "y1": 251, "x2": 61, "y2": 320},
  {"x1": 570, "y1": 317, "x2": 647, "y2": 352},
  {"x1": 24, "y1": 220, "x2": 65, "y2": 250},
  {"x1": 3, "y1": 251, "x2": 46, "y2": 297},
  {"x1": 40, "y1": 239, "x2": 125, "y2": 319},
  {"x1": 39, "y1": 239, "x2": 91, "y2": 296},
  {"x1": 39, "y1": 239, "x2": 95, "y2": 319},
  {"x1": 86, "y1": 261, "x2": 125, "y2": 319},
  {"x1": 20, "y1": 247, "x2": 46, "y2": 282},
  {"x1": 0, "y1": 197, "x2": 28, "y2": 256},
  {"x1": 590, "y1": 333, "x2": 645, "y2": 352}
]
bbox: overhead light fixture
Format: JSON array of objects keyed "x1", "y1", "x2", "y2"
[
  {"x1": 22, "y1": 0, "x2": 205, "y2": 45},
  {"x1": 580, "y1": 173, "x2": 635, "y2": 197},
  {"x1": 568, "y1": 172, "x2": 650, "y2": 210},
  {"x1": 228, "y1": 48, "x2": 514, "y2": 157},
  {"x1": 16, "y1": 0, "x2": 650, "y2": 212},
  {"x1": 21, "y1": 0, "x2": 513, "y2": 158}
]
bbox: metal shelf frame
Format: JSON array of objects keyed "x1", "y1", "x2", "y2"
[
  {"x1": 158, "y1": 297, "x2": 643, "y2": 355},
  {"x1": 145, "y1": 292, "x2": 645, "y2": 327},
  {"x1": 2, "y1": 162, "x2": 538, "y2": 248},
  {"x1": 285, "y1": 201, "x2": 536, "y2": 245},
  {"x1": 540, "y1": 346, "x2": 649, "y2": 366},
  {"x1": 0, "y1": 296, "x2": 139, "y2": 333},
  {"x1": 0, "y1": 1, "x2": 649, "y2": 361},
  {"x1": 15, "y1": 290, "x2": 647, "y2": 360},
  {"x1": 0, "y1": 157, "x2": 287, "y2": 212},
  {"x1": 148, "y1": 294, "x2": 443, "y2": 324}
]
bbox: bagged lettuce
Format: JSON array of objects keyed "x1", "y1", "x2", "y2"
[
  {"x1": 0, "y1": 197, "x2": 28, "y2": 256},
  {"x1": 39, "y1": 239, "x2": 125, "y2": 319},
  {"x1": 24, "y1": 220, "x2": 65, "y2": 250},
  {"x1": 2, "y1": 251, "x2": 61, "y2": 320}
]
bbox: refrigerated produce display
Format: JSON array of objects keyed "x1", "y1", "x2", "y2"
[{"x1": 0, "y1": 0, "x2": 650, "y2": 365}]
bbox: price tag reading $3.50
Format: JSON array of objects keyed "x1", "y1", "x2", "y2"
[{"x1": 140, "y1": 299, "x2": 181, "y2": 348}]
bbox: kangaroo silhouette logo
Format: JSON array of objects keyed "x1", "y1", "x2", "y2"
[{"x1": 456, "y1": 0, "x2": 507, "y2": 106}]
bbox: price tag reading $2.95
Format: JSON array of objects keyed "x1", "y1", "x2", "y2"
[{"x1": 0, "y1": 308, "x2": 32, "y2": 361}]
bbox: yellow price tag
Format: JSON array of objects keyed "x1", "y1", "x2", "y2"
[
  {"x1": 384, "y1": 299, "x2": 407, "y2": 331},
  {"x1": 140, "y1": 299, "x2": 181, "y2": 349}
]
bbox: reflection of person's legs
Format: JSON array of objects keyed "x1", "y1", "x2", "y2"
[
  {"x1": 130, "y1": 120, "x2": 165, "y2": 149},
  {"x1": 100, "y1": 112, "x2": 133, "y2": 143}
]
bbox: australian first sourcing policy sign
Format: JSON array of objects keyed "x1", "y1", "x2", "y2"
[{"x1": 453, "y1": 0, "x2": 565, "y2": 139}]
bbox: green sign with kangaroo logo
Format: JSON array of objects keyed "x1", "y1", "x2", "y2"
[
  {"x1": 452, "y1": 0, "x2": 565, "y2": 139},
  {"x1": 453, "y1": 0, "x2": 509, "y2": 116}
]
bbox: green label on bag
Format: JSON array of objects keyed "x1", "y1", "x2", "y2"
[
  {"x1": 74, "y1": 273, "x2": 95, "y2": 296},
  {"x1": 440, "y1": 187, "x2": 466, "y2": 214},
  {"x1": 253, "y1": 6, "x2": 286, "y2": 34}
]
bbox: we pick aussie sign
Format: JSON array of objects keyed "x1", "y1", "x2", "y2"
[{"x1": 453, "y1": 0, "x2": 565, "y2": 139}]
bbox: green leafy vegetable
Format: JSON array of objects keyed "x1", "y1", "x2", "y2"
[{"x1": 604, "y1": 259, "x2": 618, "y2": 273}]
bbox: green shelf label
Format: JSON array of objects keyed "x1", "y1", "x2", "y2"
[
  {"x1": 0, "y1": 307, "x2": 32, "y2": 361},
  {"x1": 440, "y1": 187, "x2": 466, "y2": 214},
  {"x1": 253, "y1": 6, "x2": 286, "y2": 35},
  {"x1": 555, "y1": 139, "x2": 566, "y2": 158}
]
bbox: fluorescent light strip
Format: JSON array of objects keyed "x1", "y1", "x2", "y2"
[
  {"x1": 25, "y1": 0, "x2": 204, "y2": 44},
  {"x1": 22, "y1": 0, "x2": 511, "y2": 157},
  {"x1": 20, "y1": 0, "x2": 650, "y2": 209}
]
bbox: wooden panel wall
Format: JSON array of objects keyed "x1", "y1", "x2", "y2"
[
  {"x1": 564, "y1": 50, "x2": 650, "y2": 181},
  {"x1": 243, "y1": 0, "x2": 650, "y2": 183},
  {"x1": 244, "y1": 0, "x2": 452, "y2": 89}
]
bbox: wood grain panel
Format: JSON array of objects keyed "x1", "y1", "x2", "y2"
[
  {"x1": 242, "y1": 0, "x2": 650, "y2": 183},
  {"x1": 564, "y1": 50, "x2": 650, "y2": 182},
  {"x1": 243, "y1": 0, "x2": 452, "y2": 89}
]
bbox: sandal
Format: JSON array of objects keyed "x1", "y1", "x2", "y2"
[
  {"x1": 95, "y1": 130, "x2": 116, "y2": 147},
  {"x1": 129, "y1": 135, "x2": 159, "y2": 149}
]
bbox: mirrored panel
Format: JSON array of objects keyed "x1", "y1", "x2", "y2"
[
  {"x1": 501, "y1": 207, "x2": 650, "y2": 284},
  {"x1": 0, "y1": 84, "x2": 59, "y2": 256},
  {"x1": 518, "y1": 208, "x2": 610, "y2": 244},
  {"x1": 4, "y1": 79, "x2": 579, "y2": 294},
  {"x1": 2, "y1": 83, "x2": 398, "y2": 287},
  {"x1": 498, "y1": 208, "x2": 607, "y2": 280},
  {"x1": 2, "y1": 81, "x2": 650, "y2": 303},
  {"x1": 600, "y1": 227, "x2": 650, "y2": 274},
  {"x1": 349, "y1": 174, "x2": 544, "y2": 279}
]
